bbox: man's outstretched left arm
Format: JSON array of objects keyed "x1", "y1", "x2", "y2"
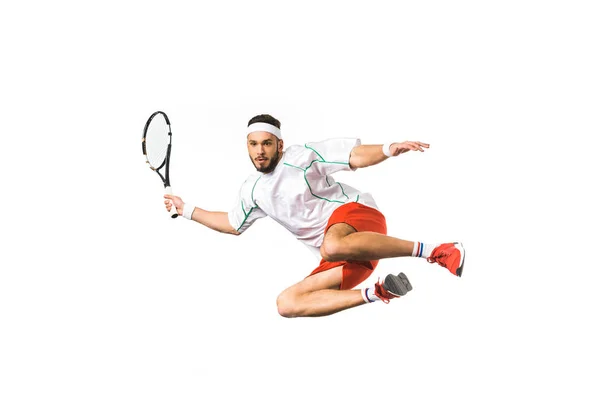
[{"x1": 349, "y1": 141, "x2": 430, "y2": 169}]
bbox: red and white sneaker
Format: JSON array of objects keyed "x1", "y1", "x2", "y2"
[
  {"x1": 374, "y1": 273, "x2": 413, "y2": 304},
  {"x1": 427, "y1": 242, "x2": 465, "y2": 277}
]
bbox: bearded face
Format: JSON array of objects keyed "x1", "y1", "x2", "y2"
[{"x1": 247, "y1": 132, "x2": 283, "y2": 173}]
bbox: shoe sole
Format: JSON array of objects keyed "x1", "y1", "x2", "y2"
[
  {"x1": 383, "y1": 273, "x2": 413, "y2": 296},
  {"x1": 454, "y1": 242, "x2": 465, "y2": 277}
]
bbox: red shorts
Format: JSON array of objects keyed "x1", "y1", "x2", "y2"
[{"x1": 309, "y1": 202, "x2": 387, "y2": 290}]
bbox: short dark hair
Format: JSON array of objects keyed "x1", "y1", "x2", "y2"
[{"x1": 247, "y1": 114, "x2": 281, "y2": 129}]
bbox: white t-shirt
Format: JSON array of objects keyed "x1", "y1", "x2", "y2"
[{"x1": 228, "y1": 138, "x2": 378, "y2": 250}]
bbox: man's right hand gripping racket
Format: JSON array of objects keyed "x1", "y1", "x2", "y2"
[{"x1": 142, "y1": 111, "x2": 178, "y2": 218}]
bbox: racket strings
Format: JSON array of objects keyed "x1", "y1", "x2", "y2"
[
  {"x1": 145, "y1": 116, "x2": 171, "y2": 169},
  {"x1": 146, "y1": 145, "x2": 168, "y2": 169}
]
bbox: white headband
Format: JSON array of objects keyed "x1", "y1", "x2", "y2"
[{"x1": 247, "y1": 122, "x2": 282, "y2": 140}]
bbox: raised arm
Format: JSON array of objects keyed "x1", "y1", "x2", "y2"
[
  {"x1": 164, "y1": 194, "x2": 240, "y2": 235},
  {"x1": 349, "y1": 141, "x2": 430, "y2": 169}
]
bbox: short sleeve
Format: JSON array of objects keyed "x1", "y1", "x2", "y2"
[
  {"x1": 304, "y1": 138, "x2": 361, "y2": 175},
  {"x1": 227, "y1": 177, "x2": 267, "y2": 234}
]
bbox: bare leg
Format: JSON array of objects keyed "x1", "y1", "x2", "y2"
[
  {"x1": 320, "y1": 223, "x2": 415, "y2": 262},
  {"x1": 276, "y1": 266, "x2": 366, "y2": 318}
]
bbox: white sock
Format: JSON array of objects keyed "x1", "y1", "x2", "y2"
[
  {"x1": 361, "y1": 286, "x2": 381, "y2": 303},
  {"x1": 412, "y1": 242, "x2": 439, "y2": 259}
]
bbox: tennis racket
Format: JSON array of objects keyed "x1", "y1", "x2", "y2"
[{"x1": 142, "y1": 111, "x2": 178, "y2": 218}]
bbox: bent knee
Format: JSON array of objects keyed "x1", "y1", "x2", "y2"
[
  {"x1": 276, "y1": 290, "x2": 301, "y2": 318},
  {"x1": 320, "y1": 239, "x2": 347, "y2": 262}
]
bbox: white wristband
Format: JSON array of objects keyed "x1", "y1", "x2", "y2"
[
  {"x1": 382, "y1": 142, "x2": 394, "y2": 157},
  {"x1": 182, "y1": 203, "x2": 196, "y2": 220}
]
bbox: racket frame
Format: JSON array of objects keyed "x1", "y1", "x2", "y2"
[{"x1": 142, "y1": 111, "x2": 178, "y2": 218}]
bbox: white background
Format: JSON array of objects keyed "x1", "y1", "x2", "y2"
[{"x1": 1, "y1": 1, "x2": 599, "y2": 399}]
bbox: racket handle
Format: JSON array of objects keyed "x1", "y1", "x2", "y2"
[{"x1": 165, "y1": 186, "x2": 179, "y2": 219}]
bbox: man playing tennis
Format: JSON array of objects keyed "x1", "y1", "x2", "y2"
[{"x1": 165, "y1": 114, "x2": 465, "y2": 317}]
